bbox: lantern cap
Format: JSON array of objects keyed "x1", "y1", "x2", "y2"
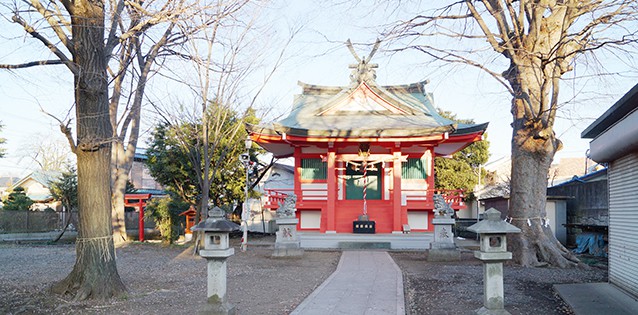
[
  {"x1": 191, "y1": 206, "x2": 240, "y2": 232},
  {"x1": 467, "y1": 208, "x2": 521, "y2": 234}
]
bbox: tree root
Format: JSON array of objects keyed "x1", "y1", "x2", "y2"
[
  {"x1": 51, "y1": 269, "x2": 127, "y2": 301},
  {"x1": 510, "y1": 225, "x2": 583, "y2": 268},
  {"x1": 533, "y1": 240, "x2": 578, "y2": 268},
  {"x1": 50, "y1": 238, "x2": 127, "y2": 301}
]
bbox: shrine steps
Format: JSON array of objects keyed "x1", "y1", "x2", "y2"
[
  {"x1": 299, "y1": 232, "x2": 433, "y2": 250},
  {"x1": 339, "y1": 241, "x2": 391, "y2": 249}
]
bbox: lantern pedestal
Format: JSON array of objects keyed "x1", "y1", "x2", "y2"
[
  {"x1": 273, "y1": 218, "x2": 303, "y2": 257},
  {"x1": 199, "y1": 250, "x2": 236, "y2": 315}
]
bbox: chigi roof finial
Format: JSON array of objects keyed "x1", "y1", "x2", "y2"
[{"x1": 347, "y1": 39, "x2": 381, "y2": 84}]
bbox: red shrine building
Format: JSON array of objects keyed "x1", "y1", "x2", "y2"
[{"x1": 248, "y1": 46, "x2": 487, "y2": 238}]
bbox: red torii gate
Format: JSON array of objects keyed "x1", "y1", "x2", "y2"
[{"x1": 124, "y1": 193, "x2": 152, "y2": 242}]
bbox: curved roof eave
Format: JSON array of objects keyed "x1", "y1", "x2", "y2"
[{"x1": 452, "y1": 122, "x2": 489, "y2": 135}]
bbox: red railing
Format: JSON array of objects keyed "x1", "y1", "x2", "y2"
[
  {"x1": 263, "y1": 189, "x2": 291, "y2": 209},
  {"x1": 264, "y1": 188, "x2": 466, "y2": 209},
  {"x1": 437, "y1": 189, "x2": 466, "y2": 208},
  {"x1": 401, "y1": 189, "x2": 465, "y2": 207}
]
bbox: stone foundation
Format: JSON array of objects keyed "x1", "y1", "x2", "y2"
[
  {"x1": 427, "y1": 248, "x2": 461, "y2": 262},
  {"x1": 273, "y1": 218, "x2": 303, "y2": 257}
]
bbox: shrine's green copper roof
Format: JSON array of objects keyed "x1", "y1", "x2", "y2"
[
  {"x1": 251, "y1": 42, "x2": 487, "y2": 139},
  {"x1": 259, "y1": 80, "x2": 487, "y2": 138}
]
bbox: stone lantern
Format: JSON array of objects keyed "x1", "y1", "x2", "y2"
[
  {"x1": 467, "y1": 208, "x2": 521, "y2": 315},
  {"x1": 192, "y1": 206, "x2": 240, "y2": 315}
]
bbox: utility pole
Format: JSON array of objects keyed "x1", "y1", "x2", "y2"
[{"x1": 240, "y1": 136, "x2": 252, "y2": 251}]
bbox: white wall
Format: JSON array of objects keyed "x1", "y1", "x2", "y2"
[
  {"x1": 546, "y1": 200, "x2": 567, "y2": 245},
  {"x1": 407, "y1": 211, "x2": 429, "y2": 230},
  {"x1": 300, "y1": 211, "x2": 321, "y2": 229}
]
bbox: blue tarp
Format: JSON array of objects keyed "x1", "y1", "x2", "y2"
[{"x1": 573, "y1": 232, "x2": 608, "y2": 257}]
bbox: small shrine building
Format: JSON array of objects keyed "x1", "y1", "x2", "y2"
[{"x1": 248, "y1": 45, "x2": 487, "y2": 235}]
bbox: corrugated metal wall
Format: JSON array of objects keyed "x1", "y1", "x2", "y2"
[{"x1": 608, "y1": 153, "x2": 638, "y2": 297}]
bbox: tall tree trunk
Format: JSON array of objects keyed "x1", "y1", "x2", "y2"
[
  {"x1": 111, "y1": 140, "x2": 141, "y2": 245},
  {"x1": 111, "y1": 159, "x2": 129, "y2": 244},
  {"x1": 109, "y1": 36, "x2": 149, "y2": 245},
  {"x1": 52, "y1": 0, "x2": 126, "y2": 299},
  {"x1": 507, "y1": 86, "x2": 581, "y2": 268}
]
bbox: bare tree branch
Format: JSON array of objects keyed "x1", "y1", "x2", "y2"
[
  {"x1": 7, "y1": 13, "x2": 77, "y2": 73},
  {"x1": 105, "y1": 0, "x2": 126, "y2": 56},
  {"x1": 39, "y1": 105, "x2": 76, "y2": 154},
  {"x1": 29, "y1": 0, "x2": 72, "y2": 51},
  {"x1": 0, "y1": 60, "x2": 64, "y2": 69},
  {"x1": 465, "y1": 1, "x2": 507, "y2": 54}
]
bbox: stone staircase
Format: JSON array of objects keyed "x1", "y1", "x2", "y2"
[{"x1": 300, "y1": 232, "x2": 434, "y2": 250}]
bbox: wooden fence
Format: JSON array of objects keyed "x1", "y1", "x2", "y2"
[{"x1": 0, "y1": 210, "x2": 78, "y2": 233}]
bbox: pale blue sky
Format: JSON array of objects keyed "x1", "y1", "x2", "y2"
[{"x1": 1, "y1": 1, "x2": 636, "y2": 177}]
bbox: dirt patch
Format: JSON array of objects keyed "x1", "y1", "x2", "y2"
[
  {"x1": 390, "y1": 250, "x2": 608, "y2": 315},
  {"x1": 0, "y1": 235, "x2": 340, "y2": 315}
]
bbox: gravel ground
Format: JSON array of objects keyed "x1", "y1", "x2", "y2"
[
  {"x1": 391, "y1": 250, "x2": 608, "y2": 315},
  {"x1": 0, "y1": 235, "x2": 340, "y2": 315},
  {"x1": 0, "y1": 236, "x2": 607, "y2": 315}
]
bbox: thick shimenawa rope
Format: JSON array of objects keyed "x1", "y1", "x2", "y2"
[
  {"x1": 504, "y1": 216, "x2": 551, "y2": 227},
  {"x1": 76, "y1": 235, "x2": 115, "y2": 262}
]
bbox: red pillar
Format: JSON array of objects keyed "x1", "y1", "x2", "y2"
[
  {"x1": 294, "y1": 147, "x2": 303, "y2": 231},
  {"x1": 138, "y1": 198, "x2": 145, "y2": 242},
  {"x1": 392, "y1": 147, "x2": 402, "y2": 233},
  {"x1": 294, "y1": 147, "x2": 302, "y2": 198},
  {"x1": 427, "y1": 148, "x2": 435, "y2": 194},
  {"x1": 326, "y1": 148, "x2": 337, "y2": 232},
  {"x1": 427, "y1": 149, "x2": 435, "y2": 231}
]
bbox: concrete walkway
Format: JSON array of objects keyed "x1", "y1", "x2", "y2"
[
  {"x1": 554, "y1": 282, "x2": 638, "y2": 315},
  {"x1": 291, "y1": 251, "x2": 405, "y2": 315}
]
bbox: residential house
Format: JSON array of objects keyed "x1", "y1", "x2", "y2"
[
  {"x1": 547, "y1": 157, "x2": 597, "y2": 186},
  {"x1": 9, "y1": 171, "x2": 61, "y2": 211},
  {"x1": 246, "y1": 158, "x2": 295, "y2": 233},
  {"x1": 461, "y1": 156, "x2": 512, "y2": 219},
  {"x1": 129, "y1": 149, "x2": 164, "y2": 192}
]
